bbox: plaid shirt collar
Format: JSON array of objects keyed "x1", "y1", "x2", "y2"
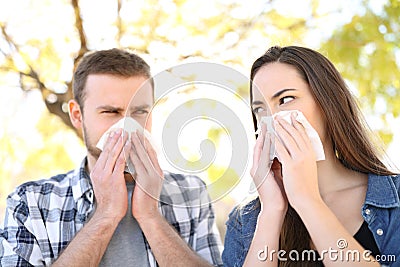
[
  {"x1": 71, "y1": 158, "x2": 94, "y2": 204},
  {"x1": 69, "y1": 158, "x2": 96, "y2": 223}
]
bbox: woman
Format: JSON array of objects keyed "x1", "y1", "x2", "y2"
[{"x1": 222, "y1": 46, "x2": 400, "y2": 267}]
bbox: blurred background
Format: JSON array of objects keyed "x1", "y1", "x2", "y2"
[{"x1": 1, "y1": 0, "x2": 399, "y2": 241}]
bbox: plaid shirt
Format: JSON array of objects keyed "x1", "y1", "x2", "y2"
[{"x1": 0, "y1": 158, "x2": 223, "y2": 266}]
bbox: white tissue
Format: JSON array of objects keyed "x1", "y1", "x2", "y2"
[
  {"x1": 96, "y1": 117, "x2": 154, "y2": 174},
  {"x1": 259, "y1": 110, "x2": 325, "y2": 161}
]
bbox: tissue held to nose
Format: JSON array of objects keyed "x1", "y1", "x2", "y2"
[
  {"x1": 96, "y1": 117, "x2": 154, "y2": 174},
  {"x1": 258, "y1": 110, "x2": 325, "y2": 161}
]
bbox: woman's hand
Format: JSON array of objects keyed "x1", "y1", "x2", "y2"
[
  {"x1": 273, "y1": 112, "x2": 322, "y2": 211},
  {"x1": 251, "y1": 123, "x2": 288, "y2": 214},
  {"x1": 243, "y1": 123, "x2": 287, "y2": 267}
]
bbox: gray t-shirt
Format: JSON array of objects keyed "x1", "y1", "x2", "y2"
[{"x1": 98, "y1": 182, "x2": 150, "y2": 266}]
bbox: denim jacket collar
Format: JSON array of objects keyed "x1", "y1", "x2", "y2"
[{"x1": 365, "y1": 173, "x2": 400, "y2": 209}]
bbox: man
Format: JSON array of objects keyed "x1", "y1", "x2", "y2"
[{"x1": 0, "y1": 49, "x2": 223, "y2": 266}]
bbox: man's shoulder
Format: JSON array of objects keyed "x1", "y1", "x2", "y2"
[
  {"x1": 3, "y1": 170, "x2": 80, "y2": 220},
  {"x1": 10, "y1": 169, "x2": 76, "y2": 199}
]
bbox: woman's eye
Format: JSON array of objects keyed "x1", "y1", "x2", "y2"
[
  {"x1": 102, "y1": 110, "x2": 118, "y2": 114},
  {"x1": 279, "y1": 96, "x2": 295, "y2": 105},
  {"x1": 252, "y1": 107, "x2": 265, "y2": 114}
]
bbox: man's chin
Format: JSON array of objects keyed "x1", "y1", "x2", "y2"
[{"x1": 87, "y1": 147, "x2": 102, "y2": 160}]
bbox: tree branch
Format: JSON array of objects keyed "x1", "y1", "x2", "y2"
[
  {"x1": 0, "y1": 23, "x2": 79, "y2": 137},
  {"x1": 71, "y1": 0, "x2": 88, "y2": 62},
  {"x1": 116, "y1": 0, "x2": 123, "y2": 46}
]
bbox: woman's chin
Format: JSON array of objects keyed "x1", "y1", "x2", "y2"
[
  {"x1": 271, "y1": 158, "x2": 283, "y2": 178},
  {"x1": 271, "y1": 157, "x2": 281, "y2": 168}
]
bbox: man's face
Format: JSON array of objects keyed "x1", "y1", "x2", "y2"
[{"x1": 81, "y1": 74, "x2": 153, "y2": 160}]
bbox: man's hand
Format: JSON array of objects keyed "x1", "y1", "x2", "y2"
[
  {"x1": 91, "y1": 128, "x2": 130, "y2": 222},
  {"x1": 53, "y1": 129, "x2": 131, "y2": 266},
  {"x1": 129, "y1": 131, "x2": 163, "y2": 222}
]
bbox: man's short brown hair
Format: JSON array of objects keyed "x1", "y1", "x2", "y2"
[{"x1": 72, "y1": 48, "x2": 153, "y2": 109}]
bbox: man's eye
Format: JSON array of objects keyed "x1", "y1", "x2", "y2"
[
  {"x1": 102, "y1": 110, "x2": 118, "y2": 114},
  {"x1": 279, "y1": 96, "x2": 295, "y2": 105},
  {"x1": 134, "y1": 110, "x2": 149, "y2": 115},
  {"x1": 252, "y1": 107, "x2": 265, "y2": 114}
]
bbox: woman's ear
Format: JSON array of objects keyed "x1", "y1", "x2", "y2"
[{"x1": 68, "y1": 99, "x2": 83, "y2": 130}]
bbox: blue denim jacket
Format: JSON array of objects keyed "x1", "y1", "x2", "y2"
[{"x1": 222, "y1": 174, "x2": 400, "y2": 267}]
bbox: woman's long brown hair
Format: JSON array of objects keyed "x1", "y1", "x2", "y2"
[{"x1": 249, "y1": 46, "x2": 395, "y2": 266}]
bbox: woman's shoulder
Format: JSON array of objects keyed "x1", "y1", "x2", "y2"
[
  {"x1": 390, "y1": 173, "x2": 400, "y2": 186},
  {"x1": 366, "y1": 173, "x2": 400, "y2": 207},
  {"x1": 368, "y1": 173, "x2": 400, "y2": 189},
  {"x1": 227, "y1": 197, "x2": 261, "y2": 229},
  {"x1": 389, "y1": 173, "x2": 400, "y2": 191}
]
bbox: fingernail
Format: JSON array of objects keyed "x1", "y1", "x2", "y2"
[
  {"x1": 123, "y1": 130, "x2": 130, "y2": 139},
  {"x1": 111, "y1": 129, "x2": 120, "y2": 138}
]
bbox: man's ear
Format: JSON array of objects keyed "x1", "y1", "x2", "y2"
[{"x1": 68, "y1": 99, "x2": 83, "y2": 130}]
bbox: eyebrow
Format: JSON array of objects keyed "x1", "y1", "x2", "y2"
[
  {"x1": 126, "y1": 104, "x2": 152, "y2": 116},
  {"x1": 252, "y1": 88, "x2": 297, "y2": 106},
  {"x1": 251, "y1": 100, "x2": 264, "y2": 106},
  {"x1": 128, "y1": 104, "x2": 151, "y2": 111},
  {"x1": 272, "y1": 88, "x2": 297, "y2": 99},
  {"x1": 96, "y1": 105, "x2": 124, "y2": 112}
]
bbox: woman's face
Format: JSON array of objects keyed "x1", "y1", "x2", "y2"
[{"x1": 251, "y1": 62, "x2": 327, "y2": 144}]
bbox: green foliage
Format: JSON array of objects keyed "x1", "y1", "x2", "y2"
[
  {"x1": 207, "y1": 164, "x2": 240, "y2": 202},
  {"x1": 320, "y1": 0, "x2": 400, "y2": 143}
]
